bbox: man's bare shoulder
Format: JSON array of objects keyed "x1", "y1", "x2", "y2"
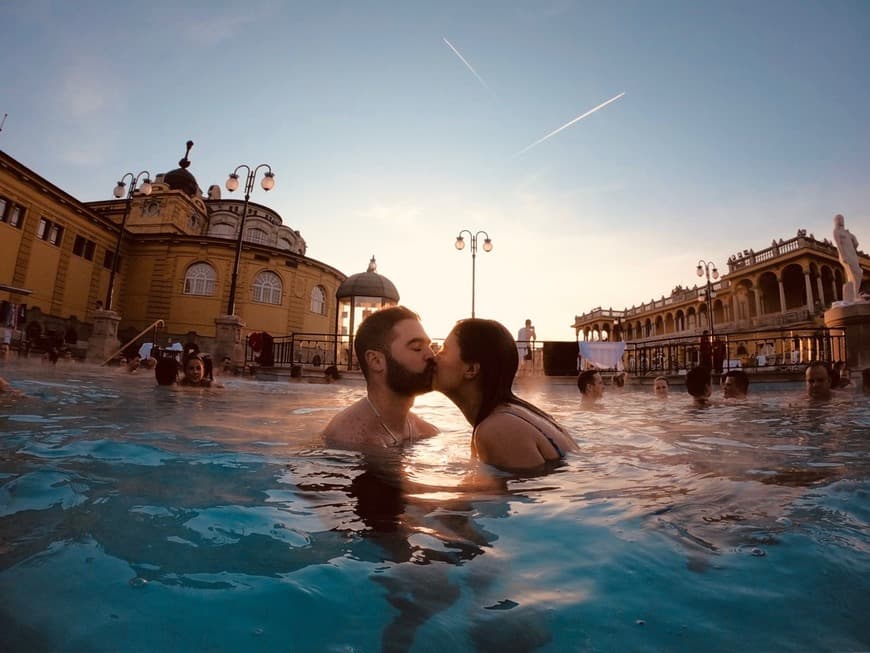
[
  {"x1": 321, "y1": 399, "x2": 368, "y2": 442},
  {"x1": 410, "y1": 412, "x2": 439, "y2": 439}
]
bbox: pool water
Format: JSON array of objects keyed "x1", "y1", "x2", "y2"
[{"x1": 1, "y1": 365, "x2": 868, "y2": 652}]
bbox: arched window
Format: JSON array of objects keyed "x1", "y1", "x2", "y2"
[
  {"x1": 183, "y1": 262, "x2": 216, "y2": 296},
  {"x1": 253, "y1": 271, "x2": 282, "y2": 304},
  {"x1": 209, "y1": 223, "x2": 234, "y2": 237},
  {"x1": 247, "y1": 228, "x2": 268, "y2": 245},
  {"x1": 310, "y1": 285, "x2": 327, "y2": 315}
]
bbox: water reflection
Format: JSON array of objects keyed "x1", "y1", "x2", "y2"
[{"x1": 0, "y1": 368, "x2": 868, "y2": 651}]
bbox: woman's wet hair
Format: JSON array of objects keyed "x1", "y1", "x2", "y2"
[
  {"x1": 451, "y1": 318, "x2": 564, "y2": 431},
  {"x1": 155, "y1": 357, "x2": 179, "y2": 386},
  {"x1": 686, "y1": 366, "x2": 711, "y2": 397}
]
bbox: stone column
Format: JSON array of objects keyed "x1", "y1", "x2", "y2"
[
  {"x1": 214, "y1": 314, "x2": 246, "y2": 367},
  {"x1": 86, "y1": 309, "x2": 122, "y2": 364},
  {"x1": 816, "y1": 277, "x2": 826, "y2": 307},
  {"x1": 777, "y1": 277, "x2": 787, "y2": 313},
  {"x1": 753, "y1": 292, "x2": 762, "y2": 320},
  {"x1": 804, "y1": 271, "x2": 814, "y2": 309}
]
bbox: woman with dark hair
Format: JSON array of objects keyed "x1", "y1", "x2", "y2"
[
  {"x1": 434, "y1": 318, "x2": 577, "y2": 470},
  {"x1": 180, "y1": 353, "x2": 222, "y2": 388}
]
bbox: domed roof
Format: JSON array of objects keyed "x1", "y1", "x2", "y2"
[
  {"x1": 337, "y1": 256, "x2": 400, "y2": 301},
  {"x1": 163, "y1": 140, "x2": 200, "y2": 198},
  {"x1": 163, "y1": 167, "x2": 200, "y2": 197}
]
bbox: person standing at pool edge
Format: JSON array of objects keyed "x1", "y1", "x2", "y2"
[
  {"x1": 517, "y1": 318, "x2": 535, "y2": 373},
  {"x1": 322, "y1": 306, "x2": 439, "y2": 448}
]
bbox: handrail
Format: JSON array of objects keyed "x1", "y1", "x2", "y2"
[{"x1": 100, "y1": 319, "x2": 165, "y2": 366}]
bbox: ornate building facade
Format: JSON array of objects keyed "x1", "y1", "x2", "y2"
[
  {"x1": 0, "y1": 148, "x2": 346, "y2": 354},
  {"x1": 572, "y1": 231, "x2": 868, "y2": 371}
]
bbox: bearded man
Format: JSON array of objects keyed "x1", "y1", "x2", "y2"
[{"x1": 322, "y1": 306, "x2": 439, "y2": 448}]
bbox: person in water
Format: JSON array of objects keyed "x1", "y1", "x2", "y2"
[
  {"x1": 805, "y1": 361, "x2": 833, "y2": 401},
  {"x1": 722, "y1": 370, "x2": 749, "y2": 399},
  {"x1": 577, "y1": 369, "x2": 605, "y2": 406},
  {"x1": 180, "y1": 353, "x2": 221, "y2": 388},
  {"x1": 653, "y1": 376, "x2": 670, "y2": 399},
  {"x1": 686, "y1": 366, "x2": 712, "y2": 405},
  {"x1": 322, "y1": 306, "x2": 439, "y2": 449},
  {"x1": 433, "y1": 318, "x2": 577, "y2": 471}
]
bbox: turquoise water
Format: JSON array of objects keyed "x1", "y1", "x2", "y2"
[{"x1": 1, "y1": 364, "x2": 868, "y2": 652}]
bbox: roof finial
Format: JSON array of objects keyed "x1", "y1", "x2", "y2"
[
  {"x1": 367, "y1": 256, "x2": 377, "y2": 273},
  {"x1": 179, "y1": 140, "x2": 194, "y2": 169}
]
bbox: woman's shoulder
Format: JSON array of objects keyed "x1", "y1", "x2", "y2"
[
  {"x1": 485, "y1": 404, "x2": 577, "y2": 451},
  {"x1": 476, "y1": 409, "x2": 542, "y2": 441}
]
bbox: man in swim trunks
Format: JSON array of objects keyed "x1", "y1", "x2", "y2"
[{"x1": 322, "y1": 306, "x2": 439, "y2": 449}]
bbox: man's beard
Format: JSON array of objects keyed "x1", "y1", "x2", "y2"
[{"x1": 385, "y1": 352, "x2": 434, "y2": 396}]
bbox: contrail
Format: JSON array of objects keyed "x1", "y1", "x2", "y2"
[
  {"x1": 442, "y1": 37, "x2": 495, "y2": 97},
  {"x1": 512, "y1": 92, "x2": 625, "y2": 157}
]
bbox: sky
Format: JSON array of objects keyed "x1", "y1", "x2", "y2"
[{"x1": 2, "y1": 1, "x2": 868, "y2": 343}]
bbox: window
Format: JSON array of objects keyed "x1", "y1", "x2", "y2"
[
  {"x1": 183, "y1": 262, "x2": 216, "y2": 296},
  {"x1": 103, "y1": 250, "x2": 121, "y2": 270},
  {"x1": 48, "y1": 224, "x2": 64, "y2": 246},
  {"x1": 246, "y1": 228, "x2": 268, "y2": 245},
  {"x1": 73, "y1": 235, "x2": 96, "y2": 261},
  {"x1": 0, "y1": 196, "x2": 24, "y2": 229},
  {"x1": 210, "y1": 223, "x2": 234, "y2": 237},
  {"x1": 9, "y1": 205, "x2": 22, "y2": 228},
  {"x1": 310, "y1": 285, "x2": 326, "y2": 315},
  {"x1": 36, "y1": 217, "x2": 64, "y2": 245},
  {"x1": 252, "y1": 271, "x2": 282, "y2": 304}
]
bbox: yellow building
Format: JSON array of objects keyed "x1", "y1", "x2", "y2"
[
  {"x1": 572, "y1": 231, "x2": 869, "y2": 374},
  {"x1": 0, "y1": 148, "x2": 346, "y2": 358}
]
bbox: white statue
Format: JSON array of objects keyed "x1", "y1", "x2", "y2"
[
  {"x1": 207, "y1": 184, "x2": 221, "y2": 200},
  {"x1": 832, "y1": 213, "x2": 867, "y2": 303}
]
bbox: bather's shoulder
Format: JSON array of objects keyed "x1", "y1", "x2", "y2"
[
  {"x1": 410, "y1": 412, "x2": 439, "y2": 439},
  {"x1": 321, "y1": 400, "x2": 374, "y2": 444}
]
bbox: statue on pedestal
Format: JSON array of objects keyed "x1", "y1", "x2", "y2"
[{"x1": 832, "y1": 214, "x2": 868, "y2": 303}]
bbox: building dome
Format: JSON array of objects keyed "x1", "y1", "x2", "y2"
[
  {"x1": 336, "y1": 256, "x2": 399, "y2": 301},
  {"x1": 162, "y1": 140, "x2": 200, "y2": 197},
  {"x1": 163, "y1": 167, "x2": 199, "y2": 197}
]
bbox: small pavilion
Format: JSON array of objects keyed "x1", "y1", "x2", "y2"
[{"x1": 334, "y1": 256, "x2": 400, "y2": 369}]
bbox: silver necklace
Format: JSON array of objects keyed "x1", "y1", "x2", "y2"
[{"x1": 365, "y1": 396, "x2": 412, "y2": 446}]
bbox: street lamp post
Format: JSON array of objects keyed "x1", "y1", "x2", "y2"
[
  {"x1": 696, "y1": 258, "x2": 719, "y2": 341},
  {"x1": 455, "y1": 229, "x2": 493, "y2": 318},
  {"x1": 106, "y1": 171, "x2": 153, "y2": 311},
  {"x1": 224, "y1": 164, "x2": 275, "y2": 315}
]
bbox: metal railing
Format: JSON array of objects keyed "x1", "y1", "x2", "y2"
[
  {"x1": 245, "y1": 332, "x2": 346, "y2": 369},
  {"x1": 621, "y1": 326, "x2": 846, "y2": 377}
]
